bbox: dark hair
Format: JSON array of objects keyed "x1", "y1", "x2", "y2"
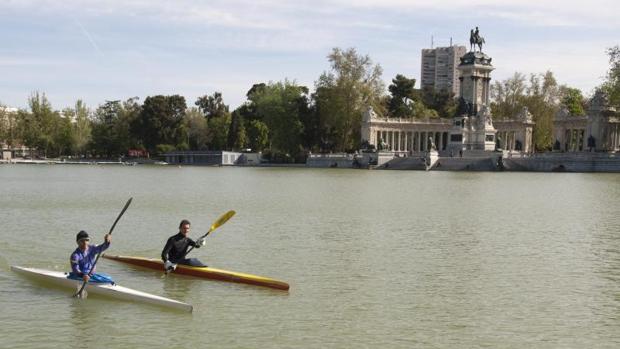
[
  {"x1": 179, "y1": 219, "x2": 191, "y2": 228},
  {"x1": 76, "y1": 230, "x2": 90, "y2": 242}
]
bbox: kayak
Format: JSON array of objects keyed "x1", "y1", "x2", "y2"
[
  {"x1": 11, "y1": 266, "x2": 193, "y2": 312},
  {"x1": 102, "y1": 254, "x2": 290, "y2": 291}
]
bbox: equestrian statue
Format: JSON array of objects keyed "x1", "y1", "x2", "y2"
[{"x1": 469, "y1": 26, "x2": 485, "y2": 52}]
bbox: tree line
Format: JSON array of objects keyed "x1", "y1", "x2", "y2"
[{"x1": 1, "y1": 46, "x2": 618, "y2": 159}]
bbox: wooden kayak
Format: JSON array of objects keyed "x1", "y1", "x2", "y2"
[
  {"x1": 102, "y1": 254, "x2": 290, "y2": 291},
  {"x1": 11, "y1": 266, "x2": 193, "y2": 312}
]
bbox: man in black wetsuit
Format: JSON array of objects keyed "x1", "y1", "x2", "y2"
[{"x1": 161, "y1": 219, "x2": 206, "y2": 271}]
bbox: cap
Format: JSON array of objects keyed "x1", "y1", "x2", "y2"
[{"x1": 76, "y1": 230, "x2": 90, "y2": 242}]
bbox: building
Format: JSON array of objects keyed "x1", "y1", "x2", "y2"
[
  {"x1": 164, "y1": 150, "x2": 246, "y2": 166},
  {"x1": 553, "y1": 91, "x2": 619, "y2": 152},
  {"x1": 363, "y1": 36, "x2": 534, "y2": 155},
  {"x1": 421, "y1": 45, "x2": 467, "y2": 95}
]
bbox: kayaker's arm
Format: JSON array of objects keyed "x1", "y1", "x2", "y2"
[
  {"x1": 161, "y1": 237, "x2": 173, "y2": 262},
  {"x1": 93, "y1": 234, "x2": 111, "y2": 254},
  {"x1": 70, "y1": 254, "x2": 82, "y2": 275}
]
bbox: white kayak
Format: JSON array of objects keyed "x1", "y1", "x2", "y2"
[{"x1": 11, "y1": 266, "x2": 193, "y2": 312}]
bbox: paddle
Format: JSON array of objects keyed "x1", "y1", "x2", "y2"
[
  {"x1": 165, "y1": 210, "x2": 235, "y2": 273},
  {"x1": 74, "y1": 197, "x2": 133, "y2": 298}
]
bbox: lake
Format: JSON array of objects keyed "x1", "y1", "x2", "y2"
[{"x1": 1, "y1": 165, "x2": 618, "y2": 348}]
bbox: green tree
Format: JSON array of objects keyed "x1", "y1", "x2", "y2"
[
  {"x1": 184, "y1": 107, "x2": 210, "y2": 150},
  {"x1": 247, "y1": 119, "x2": 269, "y2": 152},
  {"x1": 227, "y1": 110, "x2": 248, "y2": 150},
  {"x1": 64, "y1": 100, "x2": 92, "y2": 156},
  {"x1": 194, "y1": 93, "x2": 231, "y2": 150},
  {"x1": 491, "y1": 71, "x2": 563, "y2": 151},
  {"x1": 314, "y1": 47, "x2": 385, "y2": 151},
  {"x1": 388, "y1": 74, "x2": 417, "y2": 118},
  {"x1": 560, "y1": 87, "x2": 586, "y2": 116},
  {"x1": 601, "y1": 45, "x2": 620, "y2": 107},
  {"x1": 420, "y1": 87, "x2": 456, "y2": 118},
  {"x1": 525, "y1": 71, "x2": 561, "y2": 151},
  {"x1": 207, "y1": 114, "x2": 231, "y2": 150},
  {"x1": 20, "y1": 92, "x2": 57, "y2": 157},
  {"x1": 91, "y1": 100, "x2": 123, "y2": 157},
  {"x1": 91, "y1": 98, "x2": 141, "y2": 157},
  {"x1": 251, "y1": 80, "x2": 307, "y2": 157},
  {"x1": 195, "y1": 92, "x2": 229, "y2": 120},
  {"x1": 0, "y1": 104, "x2": 21, "y2": 147},
  {"x1": 51, "y1": 115, "x2": 73, "y2": 156},
  {"x1": 133, "y1": 95, "x2": 186, "y2": 153},
  {"x1": 490, "y1": 72, "x2": 527, "y2": 119}
]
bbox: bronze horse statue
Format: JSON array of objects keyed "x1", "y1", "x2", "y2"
[{"x1": 469, "y1": 27, "x2": 485, "y2": 52}]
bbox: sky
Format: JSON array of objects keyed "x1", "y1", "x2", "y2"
[{"x1": 1, "y1": 0, "x2": 618, "y2": 111}]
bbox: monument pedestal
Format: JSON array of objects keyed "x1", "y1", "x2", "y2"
[{"x1": 449, "y1": 50, "x2": 497, "y2": 152}]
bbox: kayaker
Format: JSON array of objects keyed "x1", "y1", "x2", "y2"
[
  {"x1": 69, "y1": 230, "x2": 113, "y2": 283},
  {"x1": 161, "y1": 219, "x2": 207, "y2": 271}
]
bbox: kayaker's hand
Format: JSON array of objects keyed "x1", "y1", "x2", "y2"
[
  {"x1": 164, "y1": 260, "x2": 176, "y2": 271},
  {"x1": 104, "y1": 233, "x2": 112, "y2": 244},
  {"x1": 83, "y1": 274, "x2": 90, "y2": 283},
  {"x1": 196, "y1": 237, "x2": 206, "y2": 247}
]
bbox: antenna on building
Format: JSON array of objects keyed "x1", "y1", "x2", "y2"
[
  {"x1": 450, "y1": 37, "x2": 453, "y2": 47},
  {"x1": 431, "y1": 35, "x2": 434, "y2": 49}
]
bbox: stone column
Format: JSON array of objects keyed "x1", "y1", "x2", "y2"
[
  {"x1": 416, "y1": 132, "x2": 421, "y2": 151},
  {"x1": 394, "y1": 131, "x2": 398, "y2": 151}
]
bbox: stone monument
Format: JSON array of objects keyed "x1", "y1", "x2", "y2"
[{"x1": 448, "y1": 27, "x2": 497, "y2": 152}]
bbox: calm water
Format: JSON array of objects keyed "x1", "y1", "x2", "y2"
[{"x1": 0, "y1": 165, "x2": 619, "y2": 348}]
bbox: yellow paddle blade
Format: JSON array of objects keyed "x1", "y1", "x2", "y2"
[{"x1": 209, "y1": 210, "x2": 236, "y2": 233}]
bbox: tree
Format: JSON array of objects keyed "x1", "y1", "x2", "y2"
[
  {"x1": 314, "y1": 47, "x2": 385, "y2": 151},
  {"x1": 207, "y1": 114, "x2": 231, "y2": 150},
  {"x1": 0, "y1": 104, "x2": 20, "y2": 148},
  {"x1": 51, "y1": 115, "x2": 73, "y2": 156},
  {"x1": 195, "y1": 92, "x2": 229, "y2": 120},
  {"x1": 491, "y1": 71, "x2": 563, "y2": 151},
  {"x1": 560, "y1": 87, "x2": 586, "y2": 116},
  {"x1": 602, "y1": 45, "x2": 620, "y2": 108},
  {"x1": 91, "y1": 98, "x2": 141, "y2": 157},
  {"x1": 227, "y1": 110, "x2": 247, "y2": 150},
  {"x1": 65, "y1": 100, "x2": 92, "y2": 156},
  {"x1": 388, "y1": 74, "x2": 417, "y2": 118},
  {"x1": 194, "y1": 92, "x2": 232, "y2": 150},
  {"x1": 133, "y1": 95, "x2": 186, "y2": 153},
  {"x1": 525, "y1": 71, "x2": 561, "y2": 151},
  {"x1": 490, "y1": 72, "x2": 527, "y2": 119},
  {"x1": 91, "y1": 100, "x2": 122, "y2": 157},
  {"x1": 247, "y1": 119, "x2": 269, "y2": 152},
  {"x1": 251, "y1": 80, "x2": 307, "y2": 157},
  {"x1": 20, "y1": 92, "x2": 57, "y2": 157},
  {"x1": 184, "y1": 107, "x2": 209, "y2": 150},
  {"x1": 420, "y1": 87, "x2": 456, "y2": 118}
]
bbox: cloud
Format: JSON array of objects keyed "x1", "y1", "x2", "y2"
[{"x1": 6, "y1": 0, "x2": 617, "y2": 29}]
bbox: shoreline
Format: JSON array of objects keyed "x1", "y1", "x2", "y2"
[{"x1": 3, "y1": 153, "x2": 620, "y2": 173}]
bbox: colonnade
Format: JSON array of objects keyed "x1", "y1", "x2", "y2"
[
  {"x1": 564, "y1": 129, "x2": 585, "y2": 152},
  {"x1": 496, "y1": 131, "x2": 519, "y2": 151},
  {"x1": 605, "y1": 124, "x2": 620, "y2": 151},
  {"x1": 376, "y1": 130, "x2": 449, "y2": 152}
]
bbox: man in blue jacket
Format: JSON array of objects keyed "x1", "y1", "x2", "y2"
[{"x1": 69, "y1": 230, "x2": 112, "y2": 283}]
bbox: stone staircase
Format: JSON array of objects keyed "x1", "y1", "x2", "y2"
[
  {"x1": 503, "y1": 153, "x2": 620, "y2": 172},
  {"x1": 377, "y1": 156, "x2": 426, "y2": 170},
  {"x1": 431, "y1": 157, "x2": 500, "y2": 171}
]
